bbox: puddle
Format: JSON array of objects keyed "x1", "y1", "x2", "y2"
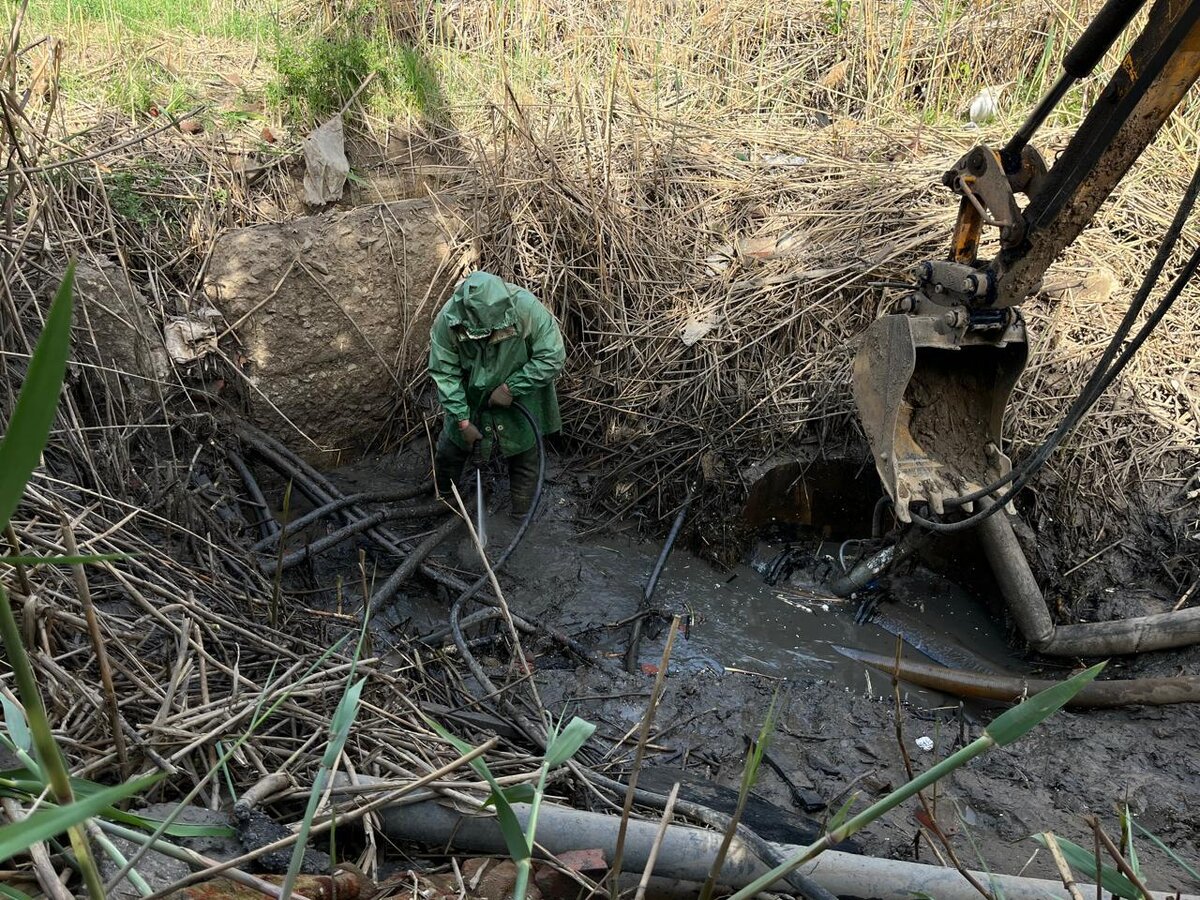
[
  {"x1": 301, "y1": 455, "x2": 1023, "y2": 706},
  {"x1": 273, "y1": 455, "x2": 1200, "y2": 887},
  {"x1": 501, "y1": 499, "x2": 1025, "y2": 704}
]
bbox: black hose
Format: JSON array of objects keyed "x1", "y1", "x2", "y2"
[
  {"x1": 437, "y1": 403, "x2": 585, "y2": 729},
  {"x1": 449, "y1": 401, "x2": 546, "y2": 687},
  {"x1": 870, "y1": 495, "x2": 892, "y2": 539},
  {"x1": 223, "y1": 448, "x2": 278, "y2": 541},
  {"x1": 250, "y1": 485, "x2": 432, "y2": 552},
  {"x1": 418, "y1": 566, "x2": 589, "y2": 658},
  {"x1": 625, "y1": 485, "x2": 695, "y2": 674}
]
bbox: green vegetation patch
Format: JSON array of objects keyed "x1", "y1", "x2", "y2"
[
  {"x1": 267, "y1": 3, "x2": 442, "y2": 126},
  {"x1": 33, "y1": 0, "x2": 272, "y2": 40}
]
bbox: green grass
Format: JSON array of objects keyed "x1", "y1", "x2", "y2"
[
  {"x1": 32, "y1": 0, "x2": 275, "y2": 40},
  {"x1": 266, "y1": 4, "x2": 443, "y2": 126},
  {"x1": 107, "y1": 62, "x2": 200, "y2": 118},
  {"x1": 25, "y1": 0, "x2": 273, "y2": 122}
]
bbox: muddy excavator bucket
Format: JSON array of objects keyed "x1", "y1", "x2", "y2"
[{"x1": 852, "y1": 310, "x2": 1028, "y2": 523}]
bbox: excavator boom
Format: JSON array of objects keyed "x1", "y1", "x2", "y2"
[{"x1": 854, "y1": 0, "x2": 1200, "y2": 523}]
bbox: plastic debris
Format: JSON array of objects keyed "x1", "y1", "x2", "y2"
[
  {"x1": 302, "y1": 116, "x2": 349, "y2": 206},
  {"x1": 163, "y1": 308, "x2": 220, "y2": 363}
]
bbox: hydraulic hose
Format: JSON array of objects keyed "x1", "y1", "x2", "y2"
[{"x1": 1002, "y1": 0, "x2": 1146, "y2": 166}]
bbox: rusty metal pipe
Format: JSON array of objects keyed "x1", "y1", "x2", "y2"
[{"x1": 834, "y1": 646, "x2": 1200, "y2": 707}]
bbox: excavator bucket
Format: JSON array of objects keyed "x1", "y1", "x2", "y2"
[{"x1": 852, "y1": 312, "x2": 1028, "y2": 523}]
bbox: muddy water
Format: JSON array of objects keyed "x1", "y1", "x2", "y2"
[
  {"x1": 297, "y1": 456, "x2": 1200, "y2": 888},
  {"x1": 314, "y1": 454, "x2": 1022, "y2": 697},
  {"x1": 499, "y1": 494, "x2": 1024, "y2": 703}
]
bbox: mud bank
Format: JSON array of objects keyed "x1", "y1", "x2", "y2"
[{"x1": 294, "y1": 449, "x2": 1200, "y2": 893}]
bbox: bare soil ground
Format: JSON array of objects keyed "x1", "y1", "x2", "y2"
[{"x1": 320, "y1": 448, "x2": 1200, "y2": 894}]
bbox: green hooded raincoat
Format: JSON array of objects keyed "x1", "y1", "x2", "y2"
[{"x1": 428, "y1": 272, "x2": 566, "y2": 457}]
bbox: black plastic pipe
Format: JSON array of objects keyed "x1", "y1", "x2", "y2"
[{"x1": 625, "y1": 485, "x2": 695, "y2": 674}]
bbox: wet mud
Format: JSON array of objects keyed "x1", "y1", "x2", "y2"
[{"x1": 296, "y1": 450, "x2": 1200, "y2": 893}]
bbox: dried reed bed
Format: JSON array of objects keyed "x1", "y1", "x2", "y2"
[
  {"x1": 432, "y1": 0, "x2": 1149, "y2": 132},
  {"x1": 426, "y1": 0, "x2": 1200, "y2": 584},
  {"x1": 0, "y1": 18, "x2": 566, "y2": 894},
  {"x1": 0, "y1": 3, "x2": 1198, "y2": 888}
]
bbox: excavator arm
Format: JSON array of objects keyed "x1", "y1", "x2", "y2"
[{"x1": 854, "y1": 0, "x2": 1200, "y2": 524}]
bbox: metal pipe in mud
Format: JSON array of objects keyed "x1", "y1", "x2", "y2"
[
  {"x1": 835, "y1": 646, "x2": 1200, "y2": 707},
  {"x1": 828, "y1": 528, "x2": 925, "y2": 597},
  {"x1": 223, "y1": 448, "x2": 279, "y2": 541},
  {"x1": 367, "y1": 513, "x2": 464, "y2": 608},
  {"x1": 625, "y1": 486, "x2": 695, "y2": 674},
  {"x1": 264, "y1": 500, "x2": 448, "y2": 573},
  {"x1": 236, "y1": 427, "x2": 407, "y2": 556},
  {"x1": 370, "y1": 797, "x2": 1195, "y2": 900},
  {"x1": 977, "y1": 499, "x2": 1200, "y2": 656}
]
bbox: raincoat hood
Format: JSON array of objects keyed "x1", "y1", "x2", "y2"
[{"x1": 444, "y1": 271, "x2": 519, "y2": 339}]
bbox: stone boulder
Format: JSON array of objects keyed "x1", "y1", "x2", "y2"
[{"x1": 205, "y1": 198, "x2": 464, "y2": 456}]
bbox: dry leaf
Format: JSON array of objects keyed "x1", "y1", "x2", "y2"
[{"x1": 821, "y1": 60, "x2": 849, "y2": 88}]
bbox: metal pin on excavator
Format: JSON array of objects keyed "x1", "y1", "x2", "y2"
[{"x1": 849, "y1": 0, "x2": 1200, "y2": 655}]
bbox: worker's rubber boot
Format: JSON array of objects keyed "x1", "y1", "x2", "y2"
[
  {"x1": 507, "y1": 447, "x2": 540, "y2": 516},
  {"x1": 433, "y1": 432, "x2": 471, "y2": 501}
]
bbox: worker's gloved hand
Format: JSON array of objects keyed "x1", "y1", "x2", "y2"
[
  {"x1": 489, "y1": 383, "x2": 513, "y2": 408},
  {"x1": 458, "y1": 420, "x2": 483, "y2": 445}
]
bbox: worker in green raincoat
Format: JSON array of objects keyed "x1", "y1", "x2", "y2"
[{"x1": 427, "y1": 271, "x2": 566, "y2": 514}]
